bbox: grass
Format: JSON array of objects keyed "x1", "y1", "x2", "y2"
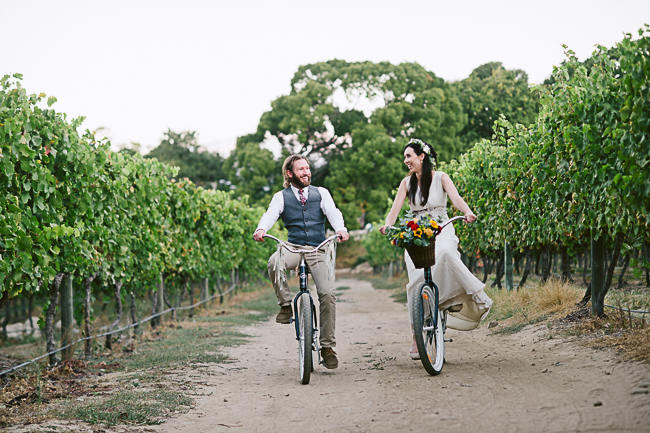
[
  {"x1": 605, "y1": 285, "x2": 650, "y2": 312},
  {"x1": 64, "y1": 389, "x2": 192, "y2": 426},
  {"x1": 485, "y1": 278, "x2": 586, "y2": 335},
  {"x1": 567, "y1": 305, "x2": 650, "y2": 362},
  {"x1": 361, "y1": 269, "x2": 649, "y2": 362},
  {"x1": 360, "y1": 273, "x2": 408, "y2": 304},
  {"x1": 483, "y1": 277, "x2": 650, "y2": 361},
  {"x1": 0, "y1": 283, "x2": 280, "y2": 429},
  {"x1": 121, "y1": 288, "x2": 277, "y2": 371}
]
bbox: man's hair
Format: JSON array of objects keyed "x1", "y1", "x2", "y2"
[{"x1": 282, "y1": 154, "x2": 308, "y2": 188}]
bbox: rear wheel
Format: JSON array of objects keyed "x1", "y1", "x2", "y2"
[
  {"x1": 297, "y1": 292, "x2": 313, "y2": 384},
  {"x1": 412, "y1": 284, "x2": 445, "y2": 375}
]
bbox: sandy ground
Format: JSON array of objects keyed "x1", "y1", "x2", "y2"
[{"x1": 147, "y1": 277, "x2": 650, "y2": 433}]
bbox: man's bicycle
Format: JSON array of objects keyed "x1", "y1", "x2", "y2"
[
  {"x1": 263, "y1": 234, "x2": 339, "y2": 384},
  {"x1": 395, "y1": 215, "x2": 466, "y2": 376}
]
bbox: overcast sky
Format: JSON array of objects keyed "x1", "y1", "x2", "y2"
[{"x1": 3, "y1": 0, "x2": 648, "y2": 155}]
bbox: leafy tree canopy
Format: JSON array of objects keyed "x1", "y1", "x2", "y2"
[
  {"x1": 146, "y1": 129, "x2": 226, "y2": 188},
  {"x1": 454, "y1": 62, "x2": 539, "y2": 149},
  {"x1": 241, "y1": 60, "x2": 467, "y2": 227},
  {"x1": 222, "y1": 136, "x2": 281, "y2": 205}
]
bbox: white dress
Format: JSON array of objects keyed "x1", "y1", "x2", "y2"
[{"x1": 405, "y1": 171, "x2": 492, "y2": 331}]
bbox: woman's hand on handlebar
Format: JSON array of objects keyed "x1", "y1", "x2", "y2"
[
  {"x1": 379, "y1": 225, "x2": 389, "y2": 235},
  {"x1": 336, "y1": 230, "x2": 350, "y2": 242},
  {"x1": 253, "y1": 229, "x2": 266, "y2": 242},
  {"x1": 464, "y1": 212, "x2": 477, "y2": 223}
]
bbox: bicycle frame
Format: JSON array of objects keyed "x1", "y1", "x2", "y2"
[
  {"x1": 263, "y1": 234, "x2": 339, "y2": 351},
  {"x1": 292, "y1": 257, "x2": 317, "y2": 348},
  {"x1": 388, "y1": 215, "x2": 467, "y2": 331},
  {"x1": 421, "y1": 267, "x2": 441, "y2": 331},
  {"x1": 422, "y1": 215, "x2": 465, "y2": 330}
]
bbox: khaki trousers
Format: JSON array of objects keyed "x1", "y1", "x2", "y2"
[{"x1": 267, "y1": 243, "x2": 336, "y2": 348}]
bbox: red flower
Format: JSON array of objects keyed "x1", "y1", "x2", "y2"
[{"x1": 406, "y1": 220, "x2": 419, "y2": 230}]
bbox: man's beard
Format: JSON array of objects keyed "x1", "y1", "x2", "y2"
[{"x1": 289, "y1": 173, "x2": 311, "y2": 189}]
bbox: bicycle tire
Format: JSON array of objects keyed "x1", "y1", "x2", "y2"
[
  {"x1": 412, "y1": 284, "x2": 445, "y2": 375},
  {"x1": 298, "y1": 292, "x2": 313, "y2": 384}
]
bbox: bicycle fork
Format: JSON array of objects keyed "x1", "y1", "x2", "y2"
[
  {"x1": 422, "y1": 267, "x2": 440, "y2": 332},
  {"x1": 421, "y1": 267, "x2": 452, "y2": 342},
  {"x1": 292, "y1": 256, "x2": 321, "y2": 364}
]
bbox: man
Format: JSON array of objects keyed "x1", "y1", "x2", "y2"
[{"x1": 253, "y1": 154, "x2": 349, "y2": 369}]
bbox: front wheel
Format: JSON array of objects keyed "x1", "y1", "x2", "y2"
[
  {"x1": 297, "y1": 292, "x2": 313, "y2": 384},
  {"x1": 412, "y1": 284, "x2": 445, "y2": 375}
]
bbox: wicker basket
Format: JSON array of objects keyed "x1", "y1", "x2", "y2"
[{"x1": 406, "y1": 243, "x2": 436, "y2": 269}]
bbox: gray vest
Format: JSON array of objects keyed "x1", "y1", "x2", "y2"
[{"x1": 281, "y1": 187, "x2": 326, "y2": 247}]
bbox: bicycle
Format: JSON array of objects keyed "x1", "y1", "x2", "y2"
[
  {"x1": 263, "y1": 234, "x2": 339, "y2": 385},
  {"x1": 392, "y1": 215, "x2": 466, "y2": 376}
]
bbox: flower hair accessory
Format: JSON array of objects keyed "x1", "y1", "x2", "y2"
[{"x1": 408, "y1": 138, "x2": 431, "y2": 157}]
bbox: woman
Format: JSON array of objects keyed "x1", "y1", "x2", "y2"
[{"x1": 380, "y1": 138, "x2": 492, "y2": 359}]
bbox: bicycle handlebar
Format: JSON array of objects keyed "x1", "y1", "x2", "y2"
[{"x1": 263, "y1": 234, "x2": 339, "y2": 254}]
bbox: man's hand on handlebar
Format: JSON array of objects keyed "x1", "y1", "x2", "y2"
[
  {"x1": 253, "y1": 229, "x2": 266, "y2": 242},
  {"x1": 336, "y1": 230, "x2": 349, "y2": 242}
]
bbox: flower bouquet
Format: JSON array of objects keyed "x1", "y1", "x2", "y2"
[{"x1": 387, "y1": 212, "x2": 442, "y2": 268}]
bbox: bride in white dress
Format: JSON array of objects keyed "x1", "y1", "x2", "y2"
[{"x1": 380, "y1": 138, "x2": 492, "y2": 359}]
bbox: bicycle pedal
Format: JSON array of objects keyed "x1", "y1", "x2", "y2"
[{"x1": 444, "y1": 338, "x2": 453, "y2": 343}]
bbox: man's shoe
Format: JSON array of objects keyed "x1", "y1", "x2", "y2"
[
  {"x1": 275, "y1": 305, "x2": 293, "y2": 324},
  {"x1": 321, "y1": 347, "x2": 339, "y2": 369}
]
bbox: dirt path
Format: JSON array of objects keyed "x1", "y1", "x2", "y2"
[{"x1": 154, "y1": 277, "x2": 650, "y2": 433}]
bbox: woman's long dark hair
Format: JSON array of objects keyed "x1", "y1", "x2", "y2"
[{"x1": 404, "y1": 139, "x2": 438, "y2": 206}]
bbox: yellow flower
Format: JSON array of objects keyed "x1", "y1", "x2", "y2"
[
  {"x1": 430, "y1": 219, "x2": 439, "y2": 229},
  {"x1": 423, "y1": 228, "x2": 433, "y2": 238},
  {"x1": 399, "y1": 232, "x2": 405, "y2": 239},
  {"x1": 414, "y1": 228, "x2": 422, "y2": 238}
]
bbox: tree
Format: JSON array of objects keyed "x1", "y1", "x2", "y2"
[
  {"x1": 245, "y1": 60, "x2": 466, "y2": 223},
  {"x1": 454, "y1": 62, "x2": 539, "y2": 150},
  {"x1": 325, "y1": 125, "x2": 406, "y2": 228},
  {"x1": 146, "y1": 129, "x2": 226, "y2": 188},
  {"x1": 222, "y1": 138, "x2": 281, "y2": 206},
  {"x1": 256, "y1": 60, "x2": 466, "y2": 160}
]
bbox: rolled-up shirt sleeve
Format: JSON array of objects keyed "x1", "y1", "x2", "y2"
[
  {"x1": 318, "y1": 187, "x2": 347, "y2": 233},
  {"x1": 256, "y1": 191, "x2": 284, "y2": 232}
]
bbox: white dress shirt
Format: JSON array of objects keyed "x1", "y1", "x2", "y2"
[{"x1": 256, "y1": 185, "x2": 347, "y2": 233}]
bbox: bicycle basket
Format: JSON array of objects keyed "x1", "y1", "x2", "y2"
[{"x1": 406, "y1": 243, "x2": 436, "y2": 269}]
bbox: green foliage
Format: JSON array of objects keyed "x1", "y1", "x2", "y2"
[
  {"x1": 222, "y1": 139, "x2": 280, "y2": 205},
  {"x1": 325, "y1": 125, "x2": 404, "y2": 228},
  {"x1": 66, "y1": 390, "x2": 192, "y2": 426},
  {"x1": 361, "y1": 225, "x2": 402, "y2": 267},
  {"x1": 238, "y1": 60, "x2": 467, "y2": 227},
  {"x1": 0, "y1": 75, "x2": 272, "y2": 339},
  {"x1": 145, "y1": 129, "x2": 226, "y2": 188},
  {"x1": 445, "y1": 26, "x2": 650, "y2": 279},
  {"x1": 454, "y1": 62, "x2": 540, "y2": 149}
]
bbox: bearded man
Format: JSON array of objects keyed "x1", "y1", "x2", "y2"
[{"x1": 253, "y1": 154, "x2": 349, "y2": 369}]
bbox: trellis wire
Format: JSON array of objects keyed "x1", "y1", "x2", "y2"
[
  {"x1": 0, "y1": 283, "x2": 236, "y2": 378},
  {"x1": 604, "y1": 304, "x2": 649, "y2": 315}
]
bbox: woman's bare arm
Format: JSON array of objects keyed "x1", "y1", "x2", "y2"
[
  {"x1": 380, "y1": 178, "x2": 409, "y2": 234},
  {"x1": 441, "y1": 172, "x2": 477, "y2": 222}
]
